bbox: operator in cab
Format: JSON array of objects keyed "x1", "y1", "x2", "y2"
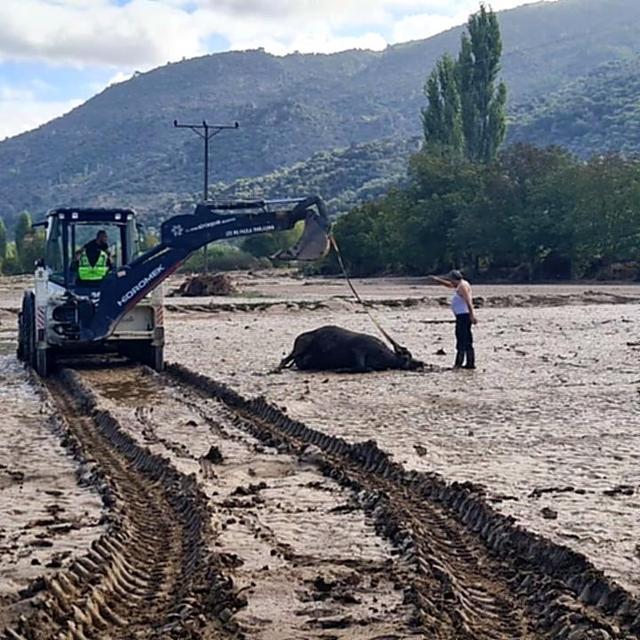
[{"x1": 74, "y1": 230, "x2": 112, "y2": 283}]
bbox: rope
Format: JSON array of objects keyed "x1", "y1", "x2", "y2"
[{"x1": 329, "y1": 235, "x2": 405, "y2": 353}]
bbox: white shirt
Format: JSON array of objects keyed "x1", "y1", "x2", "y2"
[{"x1": 451, "y1": 283, "x2": 470, "y2": 315}]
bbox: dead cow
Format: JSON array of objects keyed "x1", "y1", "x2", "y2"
[{"x1": 278, "y1": 325, "x2": 423, "y2": 373}]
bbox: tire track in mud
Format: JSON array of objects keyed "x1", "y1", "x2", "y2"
[
  {"x1": 165, "y1": 363, "x2": 640, "y2": 640},
  {"x1": 81, "y1": 365, "x2": 418, "y2": 638},
  {"x1": 7, "y1": 361, "x2": 640, "y2": 639},
  {"x1": 3, "y1": 369, "x2": 240, "y2": 640}
]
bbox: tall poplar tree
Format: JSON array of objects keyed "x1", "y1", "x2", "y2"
[
  {"x1": 458, "y1": 4, "x2": 507, "y2": 162},
  {"x1": 422, "y1": 4, "x2": 507, "y2": 162},
  {"x1": 422, "y1": 54, "x2": 464, "y2": 157},
  {"x1": 14, "y1": 211, "x2": 32, "y2": 257}
]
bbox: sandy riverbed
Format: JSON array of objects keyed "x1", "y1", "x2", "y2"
[
  {"x1": 0, "y1": 357, "x2": 103, "y2": 606},
  {"x1": 1, "y1": 272, "x2": 639, "y2": 598},
  {"x1": 165, "y1": 272, "x2": 640, "y2": 595}
]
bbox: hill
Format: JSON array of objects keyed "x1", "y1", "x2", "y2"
[
  {"x1": 509, "y1": 57, "x2": 640, "y2": 156},
  {"x1": 2, "y1": 0, "x2": 640, "y2": 228},
  {"x1": 216, "y1": 137, "x2": 418, "y2": 218}
]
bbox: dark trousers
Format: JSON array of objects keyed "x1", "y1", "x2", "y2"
[{"x1": 455, "y1": 314, "x2": 473, "y2": 352}]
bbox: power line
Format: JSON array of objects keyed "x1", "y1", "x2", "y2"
[{"x1": 174, "y1": 119, "x2": 239, "y2": 271}]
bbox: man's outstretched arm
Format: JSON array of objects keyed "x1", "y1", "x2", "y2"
[{"x1": 426, "y1": 275, "x2": 456, "y2": 288}]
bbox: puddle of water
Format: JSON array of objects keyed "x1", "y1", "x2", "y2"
[{"x1": 82, "y1": 367, "x2": 158, "y2": 406}]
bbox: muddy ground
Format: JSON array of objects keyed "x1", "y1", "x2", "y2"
[
  {"x1": 0, "y1": 360, "x2": 103, "y2": 603},
  {"x1": 0, "y1": 271, "x2": 639, "y2": 638},
  {"x1": 164, "y1": 273, "x2": 640, "y2": 595}
]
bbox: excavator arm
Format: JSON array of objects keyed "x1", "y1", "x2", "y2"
[{"x1": 81, "y1": 196, "x2": 330, "y2": 341}]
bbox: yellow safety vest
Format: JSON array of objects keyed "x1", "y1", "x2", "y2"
[{"x1": 78, "y1": 250, "x2": 108, "y2": 281}]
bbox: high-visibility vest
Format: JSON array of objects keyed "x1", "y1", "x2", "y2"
[{"x1": 78, "y1": 250, "x2": 108, "y2": 281}]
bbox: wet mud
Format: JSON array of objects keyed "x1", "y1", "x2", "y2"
[
  {"x1": 9, "y1": 360, "x2": 639, "y2": 638},
  {"x1": 0, "y1": 358, "x2": 103, "y2": 612},
  {"x1": 1, "y1": 274, "x2": 640, "y2": 638},
  {"x1": 79, "y1": 365, "x2": 416, "y2": 639},
  {"x1": 165, "y1": 295, "x2": 640, "y2": 596},
  {"x1": 163, "y1": 363, "x2": 640, "y2": 639},
  {"x1": 4, "y1": 369, "x2": 239, "y2": 639}
]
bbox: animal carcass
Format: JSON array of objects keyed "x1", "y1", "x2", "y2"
[{"x1": 278, "y1": 325, "x2": 422, "y2": 373}]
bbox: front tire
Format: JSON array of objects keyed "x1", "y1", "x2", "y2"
[
  {"x1": 36, "y1": 348, "x2": 52, "y2": 377},
  {"x1": 17, "y1": 311, "x2": 25, "y2": 361},
  {"x1": 20, "y1": 293, "x2": 36, "y2": 368}
]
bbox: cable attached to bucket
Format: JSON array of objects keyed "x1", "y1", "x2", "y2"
[{"x1": 329, "y1": 235, "x2": 406, "y2": 354}]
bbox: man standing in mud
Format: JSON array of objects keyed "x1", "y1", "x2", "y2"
[{"x1": 427, "y1": 270, "x2": 477, "y2": 369}]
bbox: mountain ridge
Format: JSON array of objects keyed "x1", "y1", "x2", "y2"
[{"x1": 2, "y1": 0, "x2": 640, "y2": 228}]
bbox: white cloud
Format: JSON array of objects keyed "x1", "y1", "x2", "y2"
[
  {"x1": 0, "y1": 89, "x2": 82, "y2": 139},
  {"x1": 0, "y1": 0, "x2": 207, "y2": 69},
  {"x1": 392, "y1": 11, "x2": 469, "y2": 43},
  {"x1": 0, "y1": 0, "x2": 552, "y2": 70}
]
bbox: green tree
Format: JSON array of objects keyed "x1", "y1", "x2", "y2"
[
  {"x1": 14, "y1": 211, "x2": 32, "y2": 258},
  {"x1": 19, "y1": 230, "x2": 46, "y2": 273},
  {"x1": 571, "y1": 155, "x2": 640, "y2": 276},
  {"x1": 496, "y1": 144, "x2": 578, "y2": 279},
  {"x1": 421, "y1": 5, "x2": 506, "y2": 162},
  {"x1": 0, "y1": 218, "x2": 7, "y2": 261},
  {"x1": 457, "y1": 4, "x2": 507, "y2": 161},
  {"x1": 422, "y1": 55, "x2": 464, "y2": 158},
  {"x1": 2, "y1": 243, "x2": 22, "y2": 275}
]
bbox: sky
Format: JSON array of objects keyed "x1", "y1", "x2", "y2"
[{"x1": 0, "y1": 0, "x2": 552, "y2": 140}]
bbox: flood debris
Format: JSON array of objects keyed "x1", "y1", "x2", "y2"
[{"x1": 171, "y1": 273, "x2": 238, "y2": 297}]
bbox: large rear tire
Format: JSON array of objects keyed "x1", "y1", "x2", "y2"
[{"x1": 19, "y1": 293, "x2": 53, "y2": 376}]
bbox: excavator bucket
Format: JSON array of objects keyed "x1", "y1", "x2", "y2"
[{"x1": 272, "y1": 210, "x2": 331, "y2": 262}]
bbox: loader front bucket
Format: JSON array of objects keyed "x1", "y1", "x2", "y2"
[{"x1": 272, "y1": 209, "x2": 331, "y2": 262}]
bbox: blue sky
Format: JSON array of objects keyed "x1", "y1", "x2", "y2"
[{"x1": 0, "y1": 0, "x2": 552, "y2": 140}]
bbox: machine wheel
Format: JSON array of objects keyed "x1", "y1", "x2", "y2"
[
  {"x1": 119, "y1": 341, "x2": 164, "y2": 371},
  {"x1": 21, "y1": 294, "x2": 36, "y2": 368},
  {"x1": 36, "y1": 348, "x2": 52, "y2": 377},
  {"x1": 16, "y1": 311, "x2": 25, "y2": 361},
  {"x1": 146, "y1": 345, "x2": 164, "y2": 372}
]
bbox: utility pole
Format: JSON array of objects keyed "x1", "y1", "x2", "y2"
[{"x1": 174, "y1": 119, "x2": 239, "y2": 271}]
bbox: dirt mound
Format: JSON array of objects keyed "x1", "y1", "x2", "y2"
[{"x1": 171, "y1": 273, "x2": 238, "y2": 297}]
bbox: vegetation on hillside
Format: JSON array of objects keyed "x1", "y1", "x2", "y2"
[
  {"x1": 1, "y1": 0, "x2": 640, "y2": 228},
  {"x1": 2, "y1": 2, "x2": 639, "y2": 281},
  {"x1": 509, "y1": 56, "x2": 640, "y2": 157},
  {"x1": 329, "y1": 145, "x2": 640, "y2": 280},
  {"x1": 0, "y1": 212, "x2": 45, "y2": 275},
  {"x1": 217, "y1": 138, "x2": 417, "y2": 216},
  {"x1": 324, "y1": 5, "x2": 640, "y2": 282}
]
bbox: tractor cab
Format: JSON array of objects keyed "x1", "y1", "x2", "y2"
[
  {"x1": 40, "y1": 208, "x2": 139, "y2": 291},
  {"x1": 22, "y1": 206, "x2": 163, "y2": 375}
]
